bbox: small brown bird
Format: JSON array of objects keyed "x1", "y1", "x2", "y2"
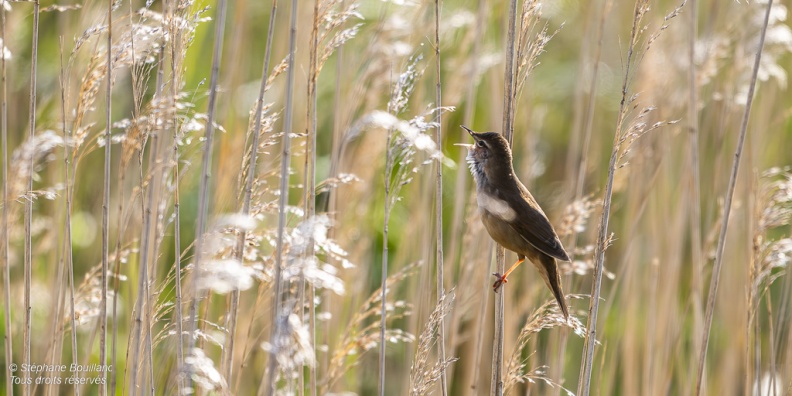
[{"x1": 460, "y1": 125, "x2": 570, "y2": 318}]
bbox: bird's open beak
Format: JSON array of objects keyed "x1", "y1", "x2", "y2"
[
  {"x1": 460, "y1": 125, "x2": 475, "y2": 137},
  {"x1": 460, "y1": 125, "x2": 479, "y2": 147},
  {"x1": 457, "y1": 126, "x2": 475, "y2": 148}
]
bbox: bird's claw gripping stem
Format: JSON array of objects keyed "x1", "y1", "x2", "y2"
[{"x1": 492, "y1": 272, "x2": 508, "y2": 293}]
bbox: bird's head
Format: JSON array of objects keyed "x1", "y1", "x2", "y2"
[{"x1": 459, "y1": 125, "x2": 514, "y2": 186}]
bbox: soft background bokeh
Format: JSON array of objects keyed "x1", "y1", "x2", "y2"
[{"x1": 1, "y1": 0, "x2": 791, "y2": 394}]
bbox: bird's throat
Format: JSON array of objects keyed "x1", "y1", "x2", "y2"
[{"x1": 466, "y1": 152, "x2": 488, "y2": 189}]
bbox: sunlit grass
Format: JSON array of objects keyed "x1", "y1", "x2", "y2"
[{"x1": 1, "y1": 0, "x2": 791, "y2": 395}]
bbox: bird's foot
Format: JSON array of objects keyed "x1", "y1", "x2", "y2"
[{"x1": 492, "y1": 272, "x2": 508, "y2": 293}]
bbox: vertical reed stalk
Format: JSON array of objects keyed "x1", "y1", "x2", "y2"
[
  {"x1": 23, "y1": 2, "x2": 40, "y2": 395},
  {"x1": 167, "y1": 0, "x2": 185, "y2": 392},
  {"x1": 187, "y1": 0, "x2": 228, "y2": 370},
  {"x1": 126, "y1": 9, "x2": 158, "y2": 394},
  {"x1": 99, "y1": 0, "x2": 112, "y2": 392},
  {"x1": 694, "y1": 1, "x2": 773, "y2": 394},
  {"x1": 44, "y1": 156, "x2": 66, "y2": 396},
  {"x1": 173, "y1": 142, "x2": 184, "y2": 394},
  {"x1": 223, "y1": 0, "x2": 278, "y2": 384},
  {"x1": 577, "y1": 2, "x2": 644, "y2": 394},
  {"x1": 131, "y1": 4, "x2": 154, "y2": 393},
  {"x1": 774, "y1": 265, "x2": 792, "y2": 388},
  {"x1": 764, "y1": 297, "x2": 778, "y2": 396},
  {"x1": 110, "y1": 188, "x2": 126, "y2": 393},
  {"x1": 1, "y1": 5, "x2": 12, "y2": 395},
  {"x1": 433, "y1": 1, "x2": 448, "y2": 395},
  {"x1": 137, "y1": 121, "x2": 158, "y2": 396},
  {"x1": 323, "y1": 13, "x2": 344, "y2": 387},
  {"x1": 144, "y1": 268, "x2": 155, "y2": 395},
  {"x1": 493, "y1": 0, "x2": 519, "y2": 394},
  {"x1": 262, "y1": 0, "x2": 298, "y2": 394},
  {"x1": 379, "y1": 61, "x2": 400, "y2": 396},
  {"x1": 379, "y1": 130, "x2": 392, "y2": 396},
  {"x1": 304, "y1": 0, "x2": 320, "y2": 394},
  {"x1": 59, "y1": 36, "x2": 80, "y2": 396},
  {"x1": 491, "y1": 254, "x2": 505, "y2": 396}
]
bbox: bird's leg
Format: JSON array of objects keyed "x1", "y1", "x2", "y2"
[{"x1": 493, "y1": 258, "x2": 525, "y2": 292}]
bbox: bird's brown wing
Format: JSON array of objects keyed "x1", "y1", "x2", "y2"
[{"x1": 498, "y1": 183, "x2": 570, "y2": 262}]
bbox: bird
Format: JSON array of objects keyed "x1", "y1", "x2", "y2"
[{"x1": 460, "y1": 125, "x2": 570, "y2": 318}]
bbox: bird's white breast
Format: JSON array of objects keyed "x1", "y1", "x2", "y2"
[{"x1": 477, "y1": 191, "x2": 517, "y2": 222}]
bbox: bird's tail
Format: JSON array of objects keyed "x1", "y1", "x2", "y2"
[{"x1": 534, "y1": 254, "x2": 569, "y2": 319}]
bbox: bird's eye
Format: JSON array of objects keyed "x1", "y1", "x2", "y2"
[{"x1": 476, "y1": 141, "x2": 486, "y2": 148}]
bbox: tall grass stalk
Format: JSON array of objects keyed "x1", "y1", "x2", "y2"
[
  {"x1": 173, "y1": 141, "x2": 184, "y2": 394},
  {"x1": 262, "y1": 0, "x2": 298, "y2": 393},
  {"x1": 433, "y1": 1, "x2": 448, "y2": 394},
  {"x1": 187, "y1": 0, "x2": 228, "y2": 374},
  {"x1": 378, "y1": 113, "x2": 392, "y2": 396},
  {"x1": 128, "y1": 3, "x2": 154, "y2": 392},
  {"x1": 223, "y1": 0, "x2": 279, "y2": 384},
  {"x1": 746, "y1": 176, "x2": 759, "y2": 396},
  {"x1": 323, "y1": 9, "x2": 344, "y2": 387},
  {"x1": 98, "y1": 0, "x2": 113, "y2": 392},
  {"x1": 128, "y1": 15, "x2": 159, "y2": 396},
  {"x1": 141, "y1": 194, "x2": 155, "y2": 396},
  {"x1": 58, "y1": 36, "x2": 80, "y2": 396},
  {"x1": 305, "y1": 0, "x2": 320, "y2": 394},
  {"x1": 167, "y1": 0, "x2": 185, "y2": 392},
  {"x1": 577, "y1": 1, "x2": 645, "y2": 394},
  {"x1": 23, "y1": 2, "x2": 40, "y2": 394},
  {"x1": 1, "y1": 4, "x2": 11, "y2": 394},
  {"x1": 764, "y1": 297, "x2": 778, "y2": 395},
  {"x1": 493, "y1": 0, "x2": 519, "y2": 394},
  {"x1": 378, "y1": 21, "x2": 410, "y2": 396},
  {"x1": 694, "y1": 0, "x2": 774, "y2": 394},
  {"x1": 379, "y1": 41, "x2": 429, "y2": 396},
  {"x1": 775, "y1": 258, "x2": 792, "y2": 390},
  {"x1": 136, "y1": 110, "x2": 158, "y2": 396},
  {"x1": 378, "y1": 53, "x2": 421, "y2": 394},
  {"x1": 43, "y1": 132, "x2": 67, "y2": 396}
]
